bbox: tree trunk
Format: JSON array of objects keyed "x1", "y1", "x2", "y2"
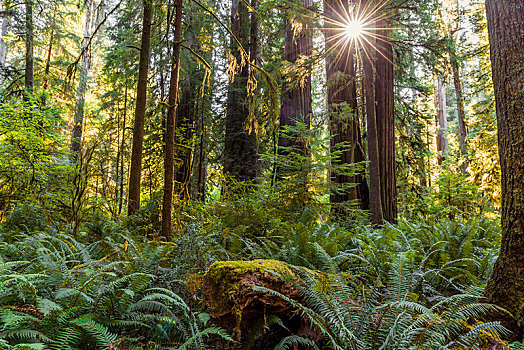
[
  {"x1": 435, "y1": 75, "x2": 448, "y2": 165},
  {"x1": 174, "y1": 80, "x2": 195, "y2": 202},
  {"x1": 128, "y1": 0, "x2": 153, "y2": 215},
  {"x1": 24, "y1": 0, "x2": 34, "y2": 95},
  {"x1": 118, "y1": 88, "x2": 127, "y2": 216},
  {"x1": 278, "y1": 0, "x2": 313, "y2": 166},
  {"x1": 0, "y1": 10, "x2": 11, "y2": 84},
  {"x1": 375, "y1": 10, "x2": 397, "y2": 223},
  {"x1": 451, "y1": 62, "x2": 468, "y2": 174},
  {"x1": 484, "y1": 0, "x2": 524, "y2": 338},
  {"x1": 192, "y1": 96, "x2": 207, "y2": 202},
  {"x1": 250, "y1": 0, "x2": 258, "y2": 66},
  {"x1": 43, "y1": 28, "x2": 54, "y2": 91},
  {"x1": 161, "y1": 0, "x2": 183, "y2": 240},
  {"x1": 324, "y1": 0, "x2": 369, "y2": 211},
  {"x1": 362, "y1": 9, "x2": 384, "y2": 226},
  {"x1": 71, "y1": 0, "x2": 95, "y2": 157},
  {"x1": 450, "y1": 0, "x2": 467, "y2": 174},
  {"x1": 223, "y1": 0, "x2": 260, "y2": 183}
]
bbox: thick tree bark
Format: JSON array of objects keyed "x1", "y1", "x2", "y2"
[
  {"x1": 435, "y1": 75, "x2": 448, "y2": 165},
  {"x1": 278, "y1": 0, "x2": 313, "y2": 166},
  {"x1": 484, "y1": 0, "x2": 524, "y2": 338},
  {"x1": 324, "y1": 0, "x2": 369, "y2": 211},
  {"x1": 128, "y1": 0, "x2": 153, "y2": 215},
  {"x1": 363, "y1": 12, "x2": 384, "y2": 226},
  {"x1": 375, "y1": 12, "x2": 397, "y2": 223},
  {"x1": 24, "y1": 0, "x2": 34, "y2": 94},
  {"x1": 71, "y1": 0, "x2": 95, "y2": 157},
  {"x1": 451, "y1": 62, "x2": 468, "y2": 174},
  {"x1": 223, "y1": 0, "x2": 260, "y2": 183},
  {"x1": 161, "y1": 0, "x2": 183, "y2": 240}
]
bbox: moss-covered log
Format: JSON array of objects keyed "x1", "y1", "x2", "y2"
[{"x1": 201, "y1": 259, "x2": 321, "y2": 348}]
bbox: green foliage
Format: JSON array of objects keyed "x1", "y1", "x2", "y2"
[
  {"x1": 0, "y1": 97, "x2": 72, "y2": 220},
  {"x1": 0, "y1": 231, "x2": 232, "y2": 349},
  {"x1": 255, "y1": 248, "x2": 509, "y2": 350}
]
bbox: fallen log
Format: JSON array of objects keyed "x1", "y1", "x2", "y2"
[{"x1": 201, "y1": 259, "x2": 322, "y2": 349}]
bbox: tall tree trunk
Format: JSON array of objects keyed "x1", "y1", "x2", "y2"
[
  {"x1": 324, "y1": 0, "x2": 369, "y2": 211},
  {"x1": 161, "y1": 0, "x2": 183, "y2": 240},
  {"x1": 174, "y1": 80, "x2": 195, "y2": 201},
  {"x1": 0, "y1": 9, "x2": 12, "y2": 83},
  {"x1": 278, "y1": 0, "x2": 313, "y2": 166},
  {"x1": 451, "y1": 61, "x2": 468, "y2": 174},
  {"x1": 128, "y1": 0, "x2": 153, "y2": 215},
  {"x1": 43, "y1": 28, "x2": 54, "y2": 91},
  {"x1": 190, "y1": 10, "x2": 213, "y2": 203},
  {"x1": 450, "y1": 0, "x2": 467, "y2": 174},
  {"x1": 192, "y1": 93, "x2": 207, "y2": 202},
  {"x1": 223, "y1": 0, "x2": 259, "y2": 183},
  {"x1": 250, "y1": 0, "x2": 258, "y2": 66},
  {"x1": 118, "y1": 87, "x2": 127, "y2": 216},
  {"x1": 435, "y1": 75, "x2": 448, "y2": 165},
  {"x1": 71, "y1": 0, "x2": 95, "y2": 157},
  {"x1": 375, "y1": 11, "x2": 397, "y2": 223},
  {"x1": 362, "y1": 7, "x2": 384, "y2": 226},
  {"x1": 484, "y1": 0, "x2": 524, "y2": 338},
  {"x1": 24, "y1": 0, "x2": 34, "y2": 95}
]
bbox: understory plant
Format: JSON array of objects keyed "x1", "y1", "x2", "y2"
[
  {"x1": 254, "y1": 246, "x2": 509, "y2": 350},
  {"x1": 0, "y1": 231, "x2": 232, "y2": 349}
]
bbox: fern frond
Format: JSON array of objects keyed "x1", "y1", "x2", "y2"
[
  {"x1": 274, "y1": 335, "x2": 320, "y2": 350},
  {"x1": 177, "y1": 326, "x2": 233, "y2": 350}
]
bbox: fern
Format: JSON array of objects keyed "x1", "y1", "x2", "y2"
[
  {"x1": 253, "y1": 247, "x2": 509, "y2": 350},
  {"x1": 274, "y1": 335, "x2": 320, "y2": 350},
  {"x1": 177, "y1": 325, "x2": 234, "y2": 350}
]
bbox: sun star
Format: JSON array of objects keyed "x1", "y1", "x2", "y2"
[{"x1": 345, "y1": 19, "x2": 364, "y2": 40}]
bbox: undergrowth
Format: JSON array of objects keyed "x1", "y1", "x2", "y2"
[{"x1": 0, "y1": 195, "x2": 515, "y2": 349}]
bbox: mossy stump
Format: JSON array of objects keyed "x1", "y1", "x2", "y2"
[{"x1": 201, "y1": 259, "x2": 321, "y2": 349}]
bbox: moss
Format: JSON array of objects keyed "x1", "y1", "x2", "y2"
[
  {"x1": 202, "y1": 259, "x2": 310, "y2": 320},
  {"x1": 206, "y1": 259, "x2": 296, "y2": 282}
]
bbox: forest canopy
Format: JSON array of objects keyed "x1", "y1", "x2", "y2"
[{"x1": 0, "y1": 0, "x2": 523, "y2": 348}]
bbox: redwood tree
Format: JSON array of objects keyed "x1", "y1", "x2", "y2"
[
  {"x1": 362, "y1": 0, "x2": 383, "y2": 226},
  {"x1": 161, "y1": 0, "x2": 183, "y2": 240},
  {"x1": 128, "y1": 0, "x2": 153, "y2": 215},
  {"x1": 375, "y1": 10, "x2": 397, "y2": 223},
  {"x1": 324, "y1": 0, "x2": 369, "y2": 210},
  {"x1": 484, "y1": 0, "x2": 524, "y2": 337},
  {"x1": 278, "y1": 0, "x2": 313, "y2": 162},
  {"x1": 223, "y1": 0, "x2": 259, "y2": 183}
]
